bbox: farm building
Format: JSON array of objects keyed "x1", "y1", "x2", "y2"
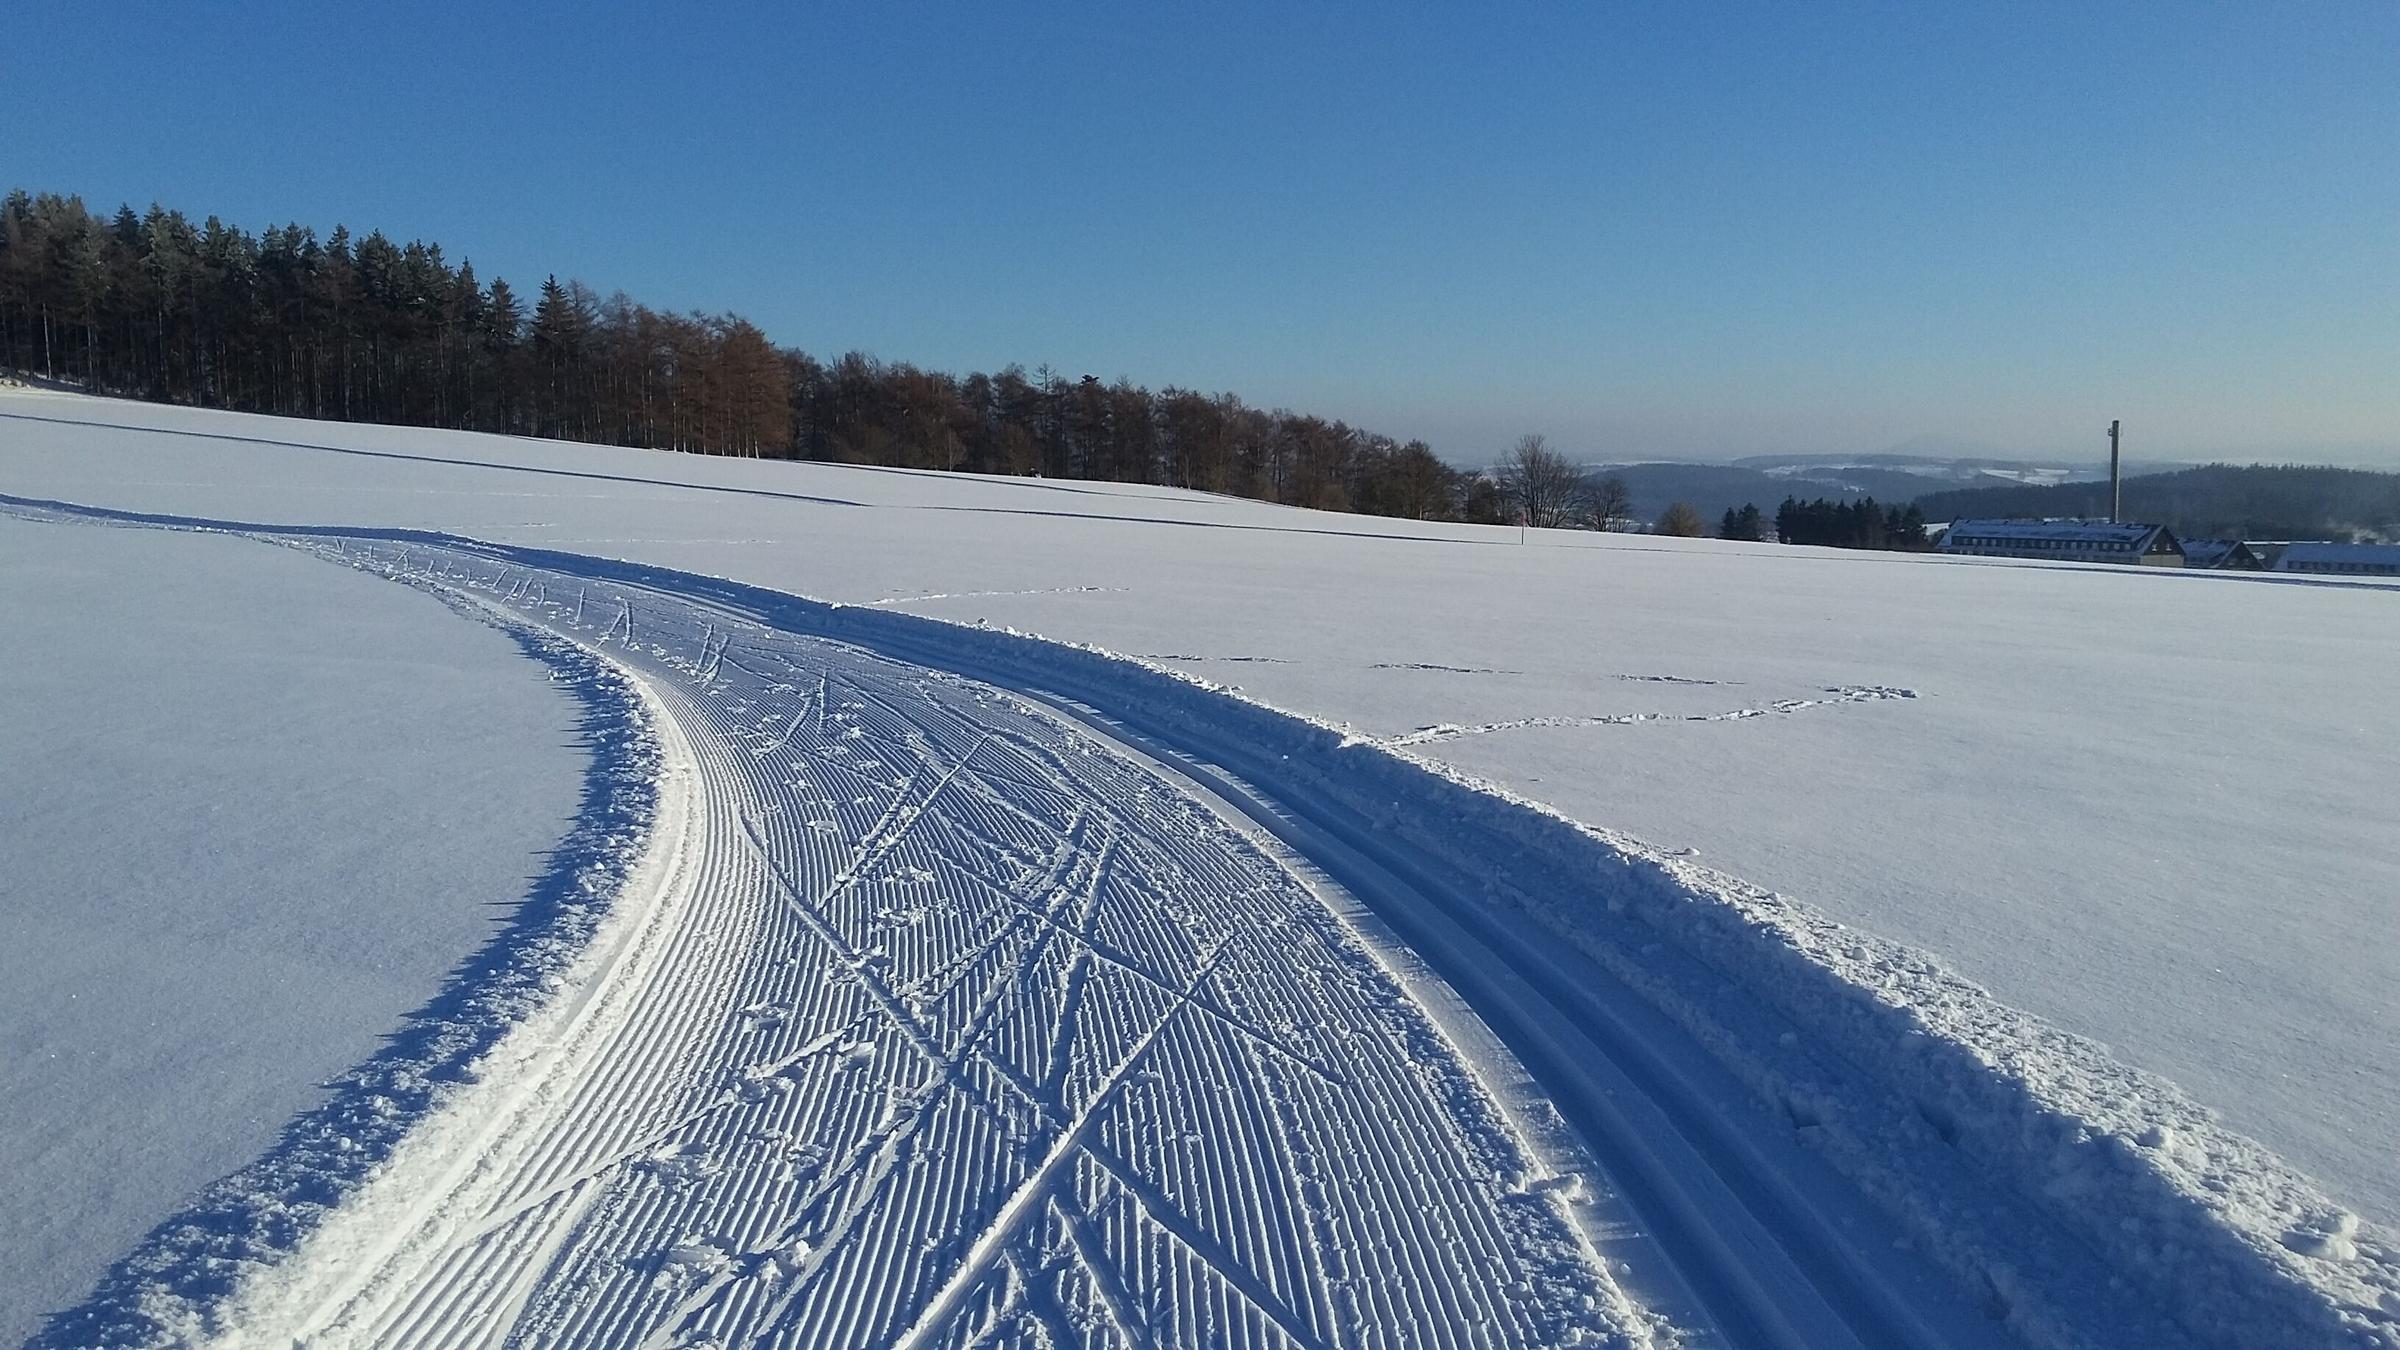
[
  {"x1": 2272, "y1": 543, "x2": 2400, "y2": 576},
  {"x1": 2180, "y1": 540, "x2": 2268, "y2": 570},
  {"x1": 1935, "y1": 520, "x2": 2186, "y2": 566}
]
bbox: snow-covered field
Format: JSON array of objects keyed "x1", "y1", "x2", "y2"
[
  {"x1": 3, "y1": 390, "x2": 2396, "y2": 1347},
  {"x1": 0, "y1": 518, "x2": 585, "y2": 1343}
]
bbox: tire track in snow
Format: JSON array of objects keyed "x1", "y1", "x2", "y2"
[{"x1": 75, "y1": 530, "x2": 1653, "y2": 1350}]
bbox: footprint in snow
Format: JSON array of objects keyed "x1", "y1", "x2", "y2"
[
  {"x1": 650, "y1": 1237, "x2": 732, "y2": 1288},
  {"x1": 641, "y1": 1142, "x2": 720, "y2": 1188},
  {"x1": 735, "y1": 1071, "x2": 796, "y2": 1103},
  {"x1": 737, "y1": 1002, "x2": 792, "y2": 1033}
]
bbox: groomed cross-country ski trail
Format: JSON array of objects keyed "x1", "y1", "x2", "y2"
[
  {"x1": 65, "y1": 527, "x2": 1660, "y2": 1349},
  {"x1": 13, "y1": 498, "x2": 2396, "y2": 1350}
]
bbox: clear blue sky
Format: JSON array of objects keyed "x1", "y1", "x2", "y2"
[{"x1": 8, "y1": 2, "x2": 2394, "y2": 466}]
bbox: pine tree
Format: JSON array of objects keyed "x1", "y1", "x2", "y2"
[{"x1": 530, "y1": 275, "x2": 594, "y2": 437}]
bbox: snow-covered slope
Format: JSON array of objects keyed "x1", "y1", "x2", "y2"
[
  {"x1": 0, "y1": 516, "x2": 587, "y2": 1344},
  {"x1": 6, "y1": 393, "x2": 2390, "y2": 1226},
  {"x1": 4, "y1": 392, "x2": 2396, "y2": 1345}
]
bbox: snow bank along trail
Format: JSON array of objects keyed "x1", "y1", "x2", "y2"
[{"x1": 170, "y1": 530, "x2": 1652, "y2": 1349}]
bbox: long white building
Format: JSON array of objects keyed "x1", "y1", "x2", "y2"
[
  {"x1": 1935, "y1": 519, "x2": 2186, "y2": 565},
  {"x1": 2273, "y1": 542, "x2": 2400, "y2": 576}
]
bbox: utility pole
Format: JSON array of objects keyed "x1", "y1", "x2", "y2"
[{"x1": 2108, "y1": 419, "x2": 2123, "y2": 524}]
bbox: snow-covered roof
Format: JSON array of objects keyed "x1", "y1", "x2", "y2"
[
  {"x1": 2275, "y1": 542, "x2": 2400, "y2": 569},
  {"x1": 2180, "y1": 540, "x2": 2258, "y2": 567},
  {"x1": 1942, "y1": 519, "x2": 2164, "y2": 545}
]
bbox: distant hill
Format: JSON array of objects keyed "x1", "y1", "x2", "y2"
[
  {"x1": 1590, "y1": 449, "x2": 2205, "y2": 528},
  {"x1": 1732, "y1": 451, "x2": 2188, "y2": 488},
  {"x1": 1912, "y1": 464, "x2": 2400, "y2": 542},
  {"x1": 1586, "y1": 462, "x2": 1935, "y2": 527}
]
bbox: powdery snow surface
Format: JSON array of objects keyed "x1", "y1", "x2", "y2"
[
  {"x1": 0, "y1": 516, "x2": 587, "y2": 1344},
  {"x1": 2, "y1": 394, "x2": 2398, "y2": 1347}
]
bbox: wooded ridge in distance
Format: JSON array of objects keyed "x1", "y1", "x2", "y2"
[
  {"x1": 0, "y1": 190, "x2": 1485, "y2": 522},
  {"x1": 1915, "y1": 465, "x2": 2400, "y2": 542}
]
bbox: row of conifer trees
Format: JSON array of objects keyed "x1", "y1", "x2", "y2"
[{"x1": 0, "y1": 189, "x2": 1499, "y2": 520}]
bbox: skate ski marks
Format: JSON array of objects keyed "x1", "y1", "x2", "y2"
[{"x1": 181, "y1": 535, "x2": 1642, "y2": 1350}]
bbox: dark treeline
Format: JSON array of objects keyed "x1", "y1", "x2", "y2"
[
  {"x1": 1913, "y1": 464, "x2": 2400, "y2": 542},
  {"x1": 0, "y1": 189, "x2": 1498, "y2": 521},
  {"x1": 1717, "y1": 504, "x2": 1765, "y2": 541},
  {"x1": 1773, "y1": 496, "x2": 1930, "y2": 550}
]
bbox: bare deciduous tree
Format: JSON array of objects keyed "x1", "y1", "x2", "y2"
[
  {"x1": 1493, "y1": 433, "x2": 1591, "y2": 529},
  {"x1": 1589, "y1": 474, "x2": 1635, "y2": 531},
  {"x1": 1655, "y1": 500, "x2": 1707, "y2": 536}
]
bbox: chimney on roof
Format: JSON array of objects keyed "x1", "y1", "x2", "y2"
[{"x1": 2108, "y1": 419, "x2": 2123, "y2": 524}]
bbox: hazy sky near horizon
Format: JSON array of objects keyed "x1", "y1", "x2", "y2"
[{"x1": 9, "y1": 2, "x2": 2394, "y2": 466}]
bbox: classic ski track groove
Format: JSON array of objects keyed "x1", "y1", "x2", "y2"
[{"x1": 198, "y1": 534, "x2": 1649, "y2": 1350}]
